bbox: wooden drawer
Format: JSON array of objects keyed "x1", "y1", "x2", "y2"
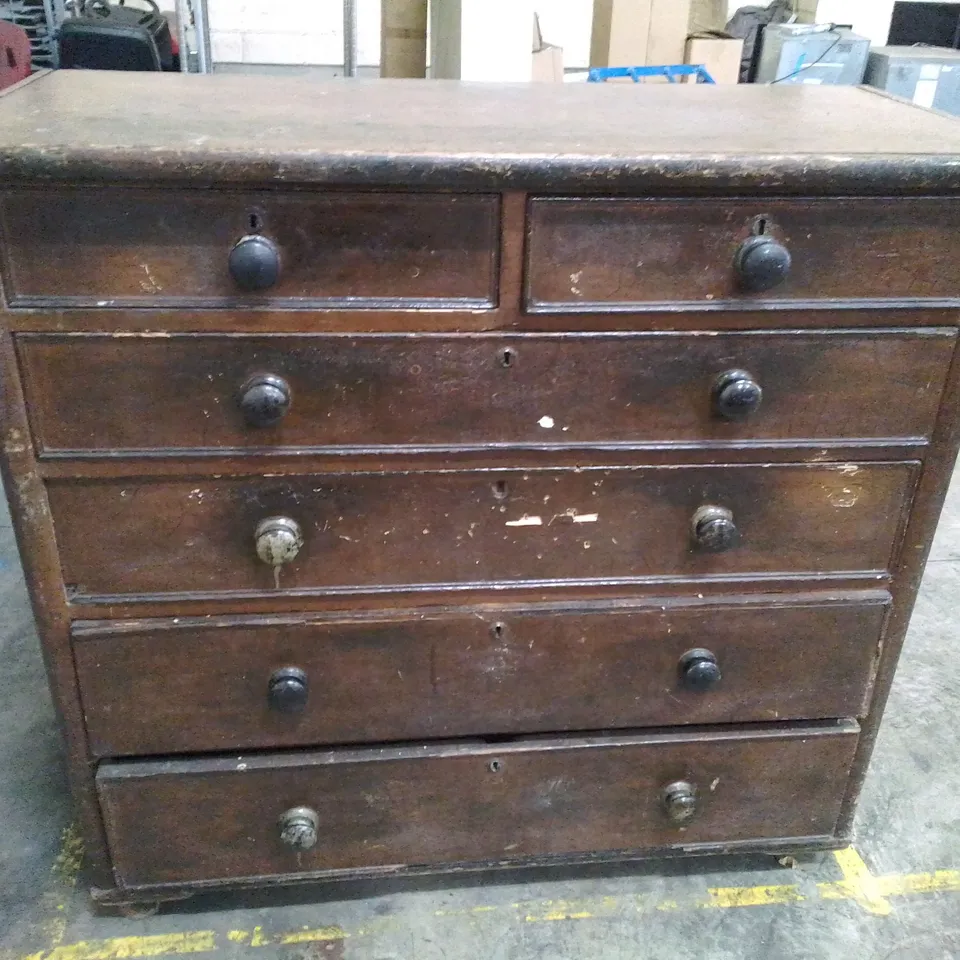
[
  {"x1": 19, "y1": 330, "x2": 955, "y2": 456},
  {"x1": 50, "y1": 463, "x2": 915, "y2": 602},
  {"x1": 96, "y1": 723, "x2": 858, "y2": 888},
  {"x1": 76, "y1": 593, "x2": 886, "y2": 757},
  {"x1": 526, "y1": 198, "x2": 960, "y2": 310},
  {"x1": 0, "y1": 189, "x2": 499, "y2": 308}
]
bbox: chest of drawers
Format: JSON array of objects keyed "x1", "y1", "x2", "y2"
[{"x1": 2, "y1": 72, "x2": 960, "y2": 909}]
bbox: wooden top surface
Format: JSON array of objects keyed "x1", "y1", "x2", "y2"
[{"x1": 1, "y1": 71, "x2": 959, "y2": 192}]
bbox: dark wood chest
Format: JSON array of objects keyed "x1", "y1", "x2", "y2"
[{"x1": 1, "y1": 72, "x2": 959, "y2": 907}]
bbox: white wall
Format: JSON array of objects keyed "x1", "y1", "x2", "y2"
[
  {"x1": 210, "y1": 0, "x2": 960, "y2": 69},
  {"x1": 208, "y1": 0, "x2": 595, "y2": 68}
]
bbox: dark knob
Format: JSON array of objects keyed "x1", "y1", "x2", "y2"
[
  {"x1": 735, "y1": 235, "x2": 791, "y2": 293},
  {"x1": 268, "y1": 666, "x2": 309, "y2": 713},
  {"x1": 712, "y1": 369, "x2": 762, "y2": 421},
  {"x1": 239, "y1": 374, "x2": 291, "y2": 427},
  {"x1": 661, "y1": 780, "x2": 699, "y2": 825},
  {"x1": 278, "y1": 806, "x2": 319, "y2": 850},
  {"x1": 679, "y1": 648, "x2": 722, "y2": 691},
  {"x1": 691, "y1": 505, "x2": 739, "y2": 553},
  {"x1": 228, "y1": 235, "x2": 281, "y2": 292}
]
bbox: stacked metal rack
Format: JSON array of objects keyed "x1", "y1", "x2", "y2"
[{"x1": 0, "y1": 0, "x2": 65, "y2": 69}]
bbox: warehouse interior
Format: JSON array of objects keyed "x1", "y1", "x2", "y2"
[{"x1": 3, "y1": 1, "x2": 960, "y2": 959}]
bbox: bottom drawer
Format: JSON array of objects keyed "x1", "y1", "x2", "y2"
[{"x1": 97, "y1": 723, "x2": 858, "y2": 888}]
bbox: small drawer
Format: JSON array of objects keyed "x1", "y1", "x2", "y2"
[
  {"x1": 49, "y1": 462, "x2": 916, "y2": 603},
  {"x1": 76, "y1": 593, "x2": 886, "y2": 757},
  {"x1": 0, "y1": 188, "x2": 499, "y2": 308},
  {"x1": 525, "y1": 198, "x2": 960, "y2": 310},
  {"x1": 19, "y1": 330, "x2": 955, "y2": 456},
  {"x1": 96, "y1": 723, "x2": 858, "y2": 888}
]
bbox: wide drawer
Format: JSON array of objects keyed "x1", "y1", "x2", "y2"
[
  {"x1": 96, "y1": 723, "x2": 859, "y2": 888},
  {"x1": 76, "y1": 593, "x2": 886, "y2": 757},
  {"x1": 50, "y1": 463, "x2": 916, "y2": 602},
  {"x1": 526, "y1": 198, "x2": 960, "y2": 310},
  {"x1": 0, "y1": 189, "x2": 499, "y2": 308},
  {"x1": 19, "y1": 330, "x2": 955, "y2": 455}
]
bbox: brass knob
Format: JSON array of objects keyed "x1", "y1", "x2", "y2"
[
  {"x1": 712, "y1": 369, "x2": 762, "y2": 421},
  {"x1": 691, "y1": 505, "x2": 738, "y2": 553},
  {"x1": 255, "y1": 516, "x2": 303, "y2": 567},
  {"x1": 661, "y1": 780, "x2": 698, "y2": 825},
  {"x1": 278, "y1": 806, "x2": 318, "y2": 850},
  {"x1": 239, "y1": 374, "x2": 291, "y2": 427}
]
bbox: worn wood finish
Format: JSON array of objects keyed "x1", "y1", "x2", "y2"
[
  {"x1": 75, "y1": 594, "x2": 886, "y2": 757},
  {"x1": 1, "y1": 75, "x2": 960, "y2": 195},
  {"x1": 5, "y1": 308, "x2": 960, "y2": 336},
  {"x1": 527, "y1": 198, "x2": 960, "y2": 310},
  {"x1": 96, "y1": 723, "x2": 859, "y2": 888},
  {"x1": 0, "y1": 330, "x2": 114, "y2": 886},
  {"x1": 18, "y1": 331, "x2": 955, "y2": 456},
  {"x1": 0, "y1": 189, "x2": 499, "y2": 309},
  {"x1": 2, "y1": 75, "x2": 960, "y2": 899},
  {"x1": 48, "y1": 463, "x2": 915, "y2": 602}
]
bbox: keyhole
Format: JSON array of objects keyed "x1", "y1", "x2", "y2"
[
  {"x1": 493, "y1": 480, "x2": 508, "y2": 500},
  {"x1": 499, "y1": 347, "x2": 517, "y2": 368},
  {"x1": 488, "y1": 758, "x2": 503, "y2": 773},
  {"x1": 249, "y1": 212, "x2": 263, "y2": 232},
  {"x1": 753, "y1": 216, "x2": 769, "y2": 236},
  {"x1": 492, "y1": 621, "x2": 506, "y2": 639}
]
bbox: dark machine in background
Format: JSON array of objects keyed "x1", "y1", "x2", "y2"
[
  {"x1": 58, "y1": 0, "x2": 175, "y2": 71},
  {"x1": 888, "y1": 2, "x2": 960, "y2": 49}
]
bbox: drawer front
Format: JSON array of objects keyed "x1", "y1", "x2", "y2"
[
  {"x1": 50, "y1": 463, "x2": 915, "y2": 601},
  {"x1": 20, "y1": 331, "x2": 955, "y2": 455},
  {"x1": 526, "y1": 198, "x2": 960, "y2": 310},
  {"x1": 76, "y1": 595, "x2": 886, "y2": 757},
  {"x1": 97, "y1": 724, "x2": 858, "y2": 887},
  {"x1": 0, "y1": 189, "x2": 499, "y2": 307}
]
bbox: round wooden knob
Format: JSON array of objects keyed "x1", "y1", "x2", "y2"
[
  {"x1": 228, "y1": 235, "x2": 280, "y2": 292},
  {"x1": 254, "y1": 516, "x2": 303, "y2": 567},
  {"x1": 679, "y1": 648, "x2": 722, "y2": 691},
  {"x1": 691, "y1": 505, "x2": 738, "y2": 553},
  {"x1": 239, "y1": 373, "x2": 291, "y2": 427},
  {"x1": 735, "y1": 235, "x2": 791, "y2": 293},
  {"x1": 268, "y1": 666, "x2": 309, "y2": 713},
  {"x1": 661, "y1": 780, "x2": 698, "y2": 824},
  {"x1": 278, "y1": 806, "x2": 318, "y2": 850},
  {"x1": 712, "y1": 369, "x2": 762, "y2": 420}
]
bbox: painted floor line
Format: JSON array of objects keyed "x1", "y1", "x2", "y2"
[{"x1": 12, "y1": 847, "x2": 960, "y2": 960}]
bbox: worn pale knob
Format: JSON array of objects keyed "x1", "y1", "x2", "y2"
[
  {"x1": 255, "y1": 516, "x2": 303, "y2": 567},
  {"x1": 691, "y1": 505, "x2": 738, "y2": 553},
  {"x1": 278, "y1": 806, "x2": 318, "y2": 850},
  {"x1": 661, "y1": 780, "x2": 698, "y2": 825}
]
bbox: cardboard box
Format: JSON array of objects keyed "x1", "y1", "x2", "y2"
[
  {"x1": 532, "y1": 13, "x2": 563, "y2": 82},
  {"x1": 685, "y1": 33, "x2": 744, "y2": 84},
  {"x1": 380, "y1": 0, "x2": 427, "y2": 78},
  {"x1": 688, "y1": 0, "x2": 728, "y2": 34},
  {"x1": 591, "y1": 0, "x2": 692, "y2": 69}
]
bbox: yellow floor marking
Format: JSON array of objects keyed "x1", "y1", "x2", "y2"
[
  {"x1": 275, "y1": 929, "x2": 348, "y2": 945},
  {"x1": 877, "y1": 869, "x2": 960, "y2": 896},
  {"x1": 19, "y1": 846, "x2": 960, "y2": 960},
  {"x1": 35, "y1": 933, "x2": 217, "y2": 960},
  {"x1": 522, "y1": 897, "x2": 621, "y2": 922},
  {"x1": 704, "y1": 884, "x2": 805, "y2": 908},
  {"x1": 818, "y1": 848, "x2": 892, "y2": 916}
]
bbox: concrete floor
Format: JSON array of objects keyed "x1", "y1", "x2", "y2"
[{"x1": 5, "y1": 474, "x2": 960, "y2": 960}]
